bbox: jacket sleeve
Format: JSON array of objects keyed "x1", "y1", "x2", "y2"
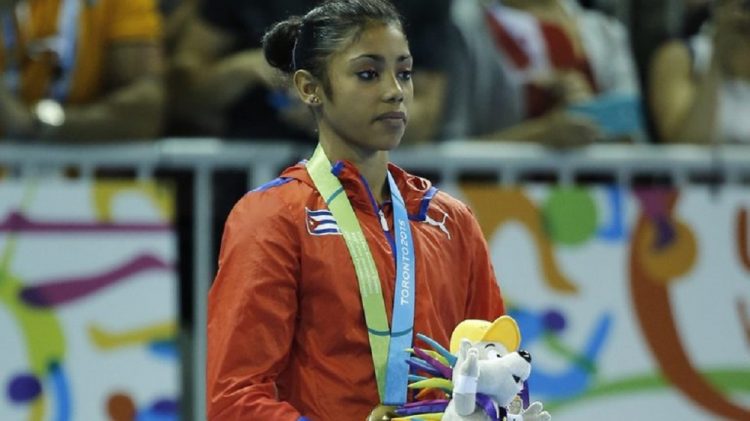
[
  {"x1": 462, "y1": 206, "x2": 505, "y2": 320},
  {"x1": 206, "y1": 191, "x2": 303, "y2": 420}
]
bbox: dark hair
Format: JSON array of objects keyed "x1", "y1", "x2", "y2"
[{"x1": 262, "y1": 0, "x2": 403, "y2": 90}]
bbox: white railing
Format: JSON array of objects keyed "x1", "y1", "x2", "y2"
[{"x1": 2, "y1": 138, "x2": 749, "y2": 420}]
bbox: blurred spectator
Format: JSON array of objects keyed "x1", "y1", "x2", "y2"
[
  {"x1": 681, "y1": 0, "x2": 714, "y2": 38},
  {"x1": 649, "y1": 0, "x2": 750, "y2": 144},
  {"x1": 161, "y1": 0, "x2": 196, "y2": 57},
  {"x1": 0, "y1": 0, "x2": 164, "y2": 142},
  {"x1": 390, "y1": 0, "x2": 452, "y2": 144},
  {"x1": 435, "y1": 0, "x2": 642, "y2": 147},
  {"x1": 167, "y1": 0, "x2": 458, "y2": 145},
  {"x1": 159, "y1": 0, "x2": 182, "y2": 16},
  {"x1": 491, "y1": 0, "x2": 639, "y2": 112},
  {"x1": 168, "y1": 0, "x2": 316, "y2": 140},
  {"x1": 168, "y1": 1, "x2": 324, "y2": 286}
]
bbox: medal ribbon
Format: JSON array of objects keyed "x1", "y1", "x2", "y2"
[{"x1": 307, "y1": 144, "x2": 415, "y2": 405}]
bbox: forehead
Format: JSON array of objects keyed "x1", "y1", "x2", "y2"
[{"x1": 333, "y1": 23, "x2": 410, "y2": 61}]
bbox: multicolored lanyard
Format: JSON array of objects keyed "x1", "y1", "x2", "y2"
[
  {"x1": 1, "y1": 0, "x2": 81, "y2": 101},
  {"x1": 306, "y1": 144, "x2": 416, "y2": 405}
]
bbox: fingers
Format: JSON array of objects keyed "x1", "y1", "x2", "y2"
[
  {"x1": 457, "y1": 338, "x2": 471, "y2": 363},
  {"x1": 558, "y1": 71, "x2": 594, "y2": 104},
  {"x1": 528, "y1": 401, "x2": 543, "y2": 410},
  {"x1": 463, "y1": 348, "x2": 479, "y2": 377},
  {"x1": 523, "y1": 401, "x2": 552, "y2": 421}
]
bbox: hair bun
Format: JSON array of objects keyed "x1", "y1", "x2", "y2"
[{"x1": 262, "y1": 16, "x2": 304, "y2": 73}]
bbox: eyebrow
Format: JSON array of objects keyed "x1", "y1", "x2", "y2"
[
  {"x1": 349, "y1": 54, "x2": 413, "y2": 63},
  {"x1": 484, "y1": 344, "x2": 496, "y2": 349}
]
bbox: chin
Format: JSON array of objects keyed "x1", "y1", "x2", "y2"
[
  {"x1": 382, "y1": 136, "x2": 404, "y2": 151},
  {"x1": 385, "y1": 128, "x2": 407, "y2": 148},
  {"x1": 363, "y1": 133, "x2": 404, "y2": 152}
]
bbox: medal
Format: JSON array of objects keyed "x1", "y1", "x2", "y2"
[
  {"x1": 508, "y1": 395, "x2": 523, "y2": 415},
  {"x1": 366, "y1": 404, "x2": 397, "y2": 421}
]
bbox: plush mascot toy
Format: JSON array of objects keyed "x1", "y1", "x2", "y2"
[{"x1": 390, "y1": 316, "x2": 550, "y2": 421}]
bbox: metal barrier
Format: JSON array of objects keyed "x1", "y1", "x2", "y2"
[{"x1": 2, "y1": 138, "x2": 750, "y2": 420}]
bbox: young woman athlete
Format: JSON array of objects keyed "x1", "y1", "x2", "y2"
[{"x1": 207, "y1": 1, "x2": 505, "y2": 419}]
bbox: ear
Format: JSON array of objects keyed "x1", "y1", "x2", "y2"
[{"x1": 292, "y1": 69, "x2": 323, "y2": 107}]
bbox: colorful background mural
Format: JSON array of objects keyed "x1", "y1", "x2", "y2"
[
  {"x1": 0, "y1": 180, "x2": 179, "y2": 421},
  {"x1": 458, "y1": 184, "x2": 750, "y2": 420},
  {"x1": 3, "y1": 177, "x2": 748, "y2": 420}
]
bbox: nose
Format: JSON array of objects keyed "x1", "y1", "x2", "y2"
[
  {"x1": 383, "y1": 73, "x2": 404, "y2": 103},
  {"x1": 518, "y1": 349, "x2": 532, "y2": 363}
]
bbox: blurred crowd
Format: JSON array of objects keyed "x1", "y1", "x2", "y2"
[{"x1": 0, "y1": 0, "x2": 748, "y2": 146}]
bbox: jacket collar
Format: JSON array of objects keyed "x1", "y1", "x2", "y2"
[{"x1": 282, "y1": 160, "x2": 437, "y2": 219}]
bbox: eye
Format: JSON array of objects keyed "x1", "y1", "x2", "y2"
[
  {"x1": 398, "y1": 70, "x2": 412, "y2": 81},
  {"x1": 357, "y1": 70, "x2": 378, "y2": 81},
  {"x1": 487, "y1": 349, "x2": 501, "y2": 359}
]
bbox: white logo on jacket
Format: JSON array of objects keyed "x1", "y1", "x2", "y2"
[{"x1": 423, "y1": 209, "x2": 451, "y2": 240}]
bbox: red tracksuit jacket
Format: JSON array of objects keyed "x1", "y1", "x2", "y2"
[{"x1": 207, "y1": 160, "x2": 505, "y2": 420}]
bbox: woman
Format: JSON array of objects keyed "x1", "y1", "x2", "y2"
[
  {"x1": 206, "y1": 1, "x2": 504, "y2": 420},
  {"x1": 649, "y1": 0, "x2": 750, "y2": 144},
  {"x1": 453, "y1": 0, "x2": 641, "y2": 145}
]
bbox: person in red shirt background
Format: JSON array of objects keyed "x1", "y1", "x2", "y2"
[{"x1": 206, "y1": 0, "x2": 505, "y2": 419}]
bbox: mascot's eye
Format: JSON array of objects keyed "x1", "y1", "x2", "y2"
[
  {"x1": 513, "y1": 375, "x2": 522, "y2": 384},
  {"x1": 487, "y1": 349, "x2": 501, "y2": 359}
]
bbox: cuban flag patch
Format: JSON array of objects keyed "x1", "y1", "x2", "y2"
[{"x1": 305, "y1": 208, "x2": 342, "y2": 236}]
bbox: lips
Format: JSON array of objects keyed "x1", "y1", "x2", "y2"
[{"x1": 374, "y1": 111, "x2": 407, "y2": 123}]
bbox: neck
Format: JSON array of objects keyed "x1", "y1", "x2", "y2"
[{"x1": 318, "y1": 134, "x2": 390, "y2": 204}]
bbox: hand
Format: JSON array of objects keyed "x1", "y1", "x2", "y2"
[
  {"x1": 455, "y1": 339, "x2": 478, "y2": 377},
  {"x1": 452, "y1": 342, "x2": 479, "y2": 416},
  {"x1": 551, "y1": 70, "x2": 594, "y2": 105},
  {"x1": 531, "y1": 70, "x2": 594, "y2": 107},
  {"x1": 521, "y1": 401, "x2": 551, "y2": 421},
  {"x1": 539, "y1": 111, "x2": 602, "y2": 148},
  {"x1": 460, "y1": 347, "x2": 479, "y2": 378},
  {"x1": 0, "y1": 88, "x2": 35, "y2": 138}
]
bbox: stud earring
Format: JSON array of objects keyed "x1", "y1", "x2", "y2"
[{"x1": 310, "y1": 96, "x2": 320, "y2": 104}]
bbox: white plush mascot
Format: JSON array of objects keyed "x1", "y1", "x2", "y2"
[
  {"x1": 389, "y1": 316, "x2": 550, "y2": 421},
  {"x1": 443, "y1": 316, "x2": 551, "y2": 421}
]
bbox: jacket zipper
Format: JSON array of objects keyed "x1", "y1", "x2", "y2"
[
  {"x1": 378, "y1": 209, "x2": 389, "y2": 232},
  {"x1": 356, "y1": 174, "x2": 396, "y2": 255}
]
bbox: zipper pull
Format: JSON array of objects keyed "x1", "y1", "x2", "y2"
[{"x1": 378, "y1": 209, "x2": 389, "y2": 232}]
